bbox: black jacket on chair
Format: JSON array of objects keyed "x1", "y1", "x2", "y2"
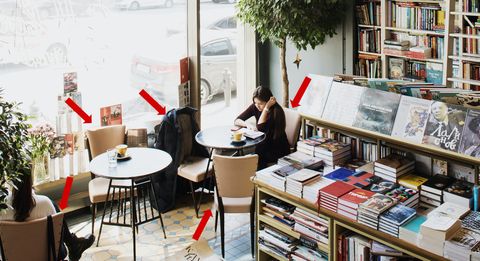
[{"x1": 152, "y1": 107, "x2": 209, "y2": 213}]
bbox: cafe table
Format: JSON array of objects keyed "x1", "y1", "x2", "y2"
[{"x1": 89, "y1": 147, "x2": 172, "y2": 260}]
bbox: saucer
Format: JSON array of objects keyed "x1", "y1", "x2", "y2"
[
  {"x1": 117, "y1": 154, "x2": 132, "y2": 161},
  {"x1": 231, "y1": 136, "x2": 246, "y2": 145}
]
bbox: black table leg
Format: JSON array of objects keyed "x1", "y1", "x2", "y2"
[
  {"x1": 96, "y1": 179, "x2": 113, "y2": 247},
  {"x1": 130, "y1": 181, "x2": 136, "y2": 260}
]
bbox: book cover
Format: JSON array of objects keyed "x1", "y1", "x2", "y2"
[
  {"x1": 320, "y1": 181, "x2": 356, "y2": 199},
  {"x1": 389, "y1": 57, "x2": 405, "y2": 79},
  {"x1": 401, "y1": 215, "x2": 427, "y2": 234},
  {"x1": 426, "y1": 62, "x2": 443, "y2": 84},
  {"x1": 63, "y1": 72, "x2": 78, "y2": 94},
  {"x1": 359, "y1": 194, "x2": 395, "y2": 214},
  {"x1": 298, "y1": 74, "x2": 334, "y2": 118},
  {"x1": 57, "y1": 95, "x2": 66, "y2": 114},
  {"x1": 342, "y1": 171, "x2": 374, "y2": 188},
  {"x1": 380, "y1": 204, "x2": 416, "y2": 226},
  {"x1": 375, "y1": 154, "x2": 415, "y2": 172},
  {"x1": 287, "y1": 168, "x2": 321, "y2": 183},
  {"x1": 462, "y1": 211, "x2": 480, "y2": 231},
  {"x1": 100, "y1": 104, "x2": 123, "y2": 127},
  {"x1": 422, "y1": 174, "x2": 455, "y2": 192},
  {"x1": 64, "y1": 133, "x2": 75, "y2": 155},
  {"x1": 422, "y1": 101, "x2": 467, "y2": 152},
  {"x1": 447, "y1": 228, "x2": 480, "y2": 249},
  {"x1": 273, "y1": 164, "x2": 301, "y2": 178},
  {"x1": 429, "y1": 202, "x2": 470, "y2": 220},
  {"x1": 444, "y1": 180, "x2": 474, "y2": 199},
  {"x1": 352, "y1": 88, "x2": 401, "y2": 135},
  {"x1": 339, "y1": 188, "x2": 375, "y2": 207},
  {"x1": 322, "y1": 82, "x2": 365, "y2": 126},
  {"x1": 391, "y1": 96, "x2": 432, "y2": 143},
  {"x1": 49, "y1": 136, "x2": 66, "y2": 159},
  {"x1": 385, "y1": 186, "x2": 418, "y2": 204},
  {"x1": 369, "y1": 181, "x2": 397, "y2": 194},
  {"x1": 398, "y1": 173, "x2": 428, "y2": 190},
  {"x1": 179, "y1": 57, "x2": 189, "y2": 84},
  {"x1": 458, "y1": 109, "x2": 480, "y2": 158},
  {"x1": 449, "y1": 163, "x2": 475, "y2": 183},
  {"x1": 324, "y1": 167, "x2": 354, "y2": 181}
]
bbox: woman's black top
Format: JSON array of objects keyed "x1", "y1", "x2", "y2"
[{"x1": 236, "y1": 103, "x2": 290, "y2": 166}]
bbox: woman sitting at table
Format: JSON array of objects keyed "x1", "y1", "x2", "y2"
[
  {"x1": 0, "y1": 173, "x2": 95, "y2": 261},
  {"x1": 235, "y1": 86, "x2": 290, "y2": 169}
]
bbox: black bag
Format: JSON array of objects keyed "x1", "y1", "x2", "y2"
[{"x1": 47, "y1": 215, "x2": 63, "y2": 261}]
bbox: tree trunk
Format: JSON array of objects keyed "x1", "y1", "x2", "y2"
[{"x1": 280, "y1": 37, "x2": 289, "y2": 108}]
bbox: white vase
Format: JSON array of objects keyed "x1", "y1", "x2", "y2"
[{"x1": 32, "y1": 153, "x2": 50, "y2": 185}]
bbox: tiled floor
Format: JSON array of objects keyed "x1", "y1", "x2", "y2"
[{"x1": 66, "y1": 195, "x2": 254, "y2": 260}]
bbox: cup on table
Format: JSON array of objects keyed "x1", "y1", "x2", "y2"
[
  {"x1": 232, "y1": 131, "x2": 243, "y2": 142},
  {"x1": 116, "y1": 144, "x2": 128, "y2": 157},
  {"x1": 107, "y1": 149, "x2": 117, "y2": 167}
]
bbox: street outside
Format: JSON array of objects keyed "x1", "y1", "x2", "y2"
[{"x1": 0, "y1": 0, "x2": 239, "y2": 132}]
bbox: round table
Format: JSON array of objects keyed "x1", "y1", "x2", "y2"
[{"x1": 90, "y1": 148, "x2": 172, "y2": 260}]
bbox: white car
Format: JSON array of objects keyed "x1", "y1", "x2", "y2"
[{"x1": 115, "y1": 0, "x2": 174, "y2": 10}]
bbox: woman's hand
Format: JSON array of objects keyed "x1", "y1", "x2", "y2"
[{"x1": 266, "y1": 96, "x2": 276, "y2": 110}]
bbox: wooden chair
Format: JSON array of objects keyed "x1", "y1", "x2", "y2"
[
  {"x1": 86, "y1": 125, "x2": 131, "y2": 234},
  {"x1": 0, "y1": 213, "x2": 64, "y2": 261},
  {"x1": 212, "y1": 154, "x2": 258, "y2": 258},
  {"x1": 284, "y1": 107, "x2": 302, "y2": 152}
]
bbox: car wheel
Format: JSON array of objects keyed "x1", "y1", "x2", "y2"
[
  {"x1": 129, "y1": 1, "x2": 140, "y2": 10},
  {"x1": 46, "y1": 43, "x2": 67, "y2": 65},
  {"x1": 164, "y1": 0, "x2": 173, "y2": 8},
  {"x1": 201, "y1": 80, "x2": 211, "y2": 105}
]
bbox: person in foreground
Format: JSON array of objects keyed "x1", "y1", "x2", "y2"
[
  {"x1": 235, "y1": 86, "x2": 290, "y2": 169},
  {"x1": 0, "y1": 173, "x2": 95, "y2": 261}
]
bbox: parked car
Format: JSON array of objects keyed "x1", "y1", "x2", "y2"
[
  {"x1": 130, "y1": 30, "x2": 237, "y2": 105},
  {"x1": 115, "y1": 0, "x2": 174, "y2": 10},
  {"x1": 207, "y1": 15, "x2": 236, "y2": 33}
]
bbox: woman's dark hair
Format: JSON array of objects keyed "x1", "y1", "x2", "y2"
[
  {"x1": 12, "y1": 173, "x2": 36, "y2": 222},
  {"x1": 252, "y1": 86, "x2": 286, "y2": 139}
]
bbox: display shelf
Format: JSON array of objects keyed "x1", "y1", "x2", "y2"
[
  {"x1": 384, "y1": 27, "x2": 445, "y2": 36},
  {"x1": 448, "y1": 77, "x2": 480, "y2": 86},
  {"x1": 358, "y1": 51, "x2": 382, "y2": 56},
  {"x1": 384, "y1": 53, "x2": 444, "y2": 63},
  {"x1": 358, "y1": 24, "x2": 380, "y2": 28},
  {"x1": 450, "y1": 33, "x2": 480, "y2": 40},
  {"x1": 450, "y1": 11, "x2": 480, "y2": 16},
  {"x1": 449, "y1": 55, "x2": 480, "y2": 63},
  {"x1": 258, "y1": 247, "x2": 289, "y2": 261}
]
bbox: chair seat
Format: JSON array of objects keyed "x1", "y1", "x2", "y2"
[
  {"x1": 213, "y1": 192, "x2": 252, "y2": 213},
  {"x1": 88, "y1": 177, "x2": 132, "y2": 203},
  {"x1": 178, "y1": 157, "x2": 213, "y2": 183}
]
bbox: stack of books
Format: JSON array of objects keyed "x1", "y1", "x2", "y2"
[
  {"x1": 259, "y1": 225, "x2": 297, "y2": 259},
  {"x1": 319, "y1": 181, "x2": 355, "y2": 213},
  {"x1": 368, "y1": 180, "x2": 397, "y2": 194},
  {"x1": 399, "y1": 215, "x2": 427, "y2": 243},
  {"x1": 286, "y1": 169, "x2": 322, "y2": 198},
  {"x1": 342, "y1": 171, "x2": 375, "y2": 189},
  {"x1": 357, "y1": 194, "x2": 396, "y2": 230},
  {"x1": 385, "y1": 185, "x2": 419, "y2": 208},
  {"x1": 313, "y1": 137, "x2": 351, "y2": 166},
  {"x1": 302, "y1": 177, "x2": 335, "y2": 204},
  {"x1": 383, "y1": 39, "x2": 410, "y2": 56},
  {"x1": 296, "y1": 138, "x2": 321, "y2": 157},
  {"x1": 291, "y1": 208, "x2": 329, "y2": 245},
  {"x1": 462, "y1": 211, "x2": 480, "y2": 231},
  {"x1": 378, "y1": 204, "x2": 416, "y2": 237},
  {"x1": 270, "y1": 164, "x2": 302, "y2": 191},
  {"x1": 443, "y1": 179, "x2": 474, "y2": 209},
  {"x1": 256, "y1": 165, "x2": 284, "y2": 186},
  {"x1": 261, "y1": 197, "x2": 296, "y2": 228},
  {"x1": 323, "y1": 167, "x2": 354, "y2": 182},
  {"x1": 418, "y1": 202, "x2": 469, "y2": 256},
  {"x1": 277, "y1": 151, "x2": 324, "y2": 171},
  {"x1": 420, "y1": 174, "x2": 455, "y2": 208},
  {"x1": 337, "y1": 188, "x2": 375, "y2": 220},
  {"x1": 444, "y1": 228, "x2": 480, "y2": 261},
  {"x1": 374, "y1": 154, "x2": 415, "y2": 182},
  {"x1": 291, "y1": 245, "x2": 327, "y2": 261},
  {"x1": 397, "y1": 173, "x2": 428, "y2": 190}
]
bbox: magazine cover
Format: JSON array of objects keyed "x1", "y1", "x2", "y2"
[
  {"x1": 391, "y1": 96, "x2": 432, "y2": 143},
  {"x1": 64, "y1": 133, "x2": 75, "y2": 155},
  {"x1": 100, "y1": 104, "x2": 123, "y2": 127},
  {"x1": 322, "y1": 82, "x2": 365, "y2": 126},
  {"x1": 458, "y1": 109, "x2": 480, "y2": 158},
  {"x1": 353, "y1": 88, "x2": 402, "y2": 135},
  {"x1": 57, "y1": 95, "x2": 66, "y2": 114},
  {"x1": 298, "y1": 74, "x2": 333, "y2": 118},
  {"x1": 63, "y1": 72, "x2": 78, "y2": 94},
  {"x1": 422, "y1": 101, "x2": 467, "y2": 152},
  {"x1": 49, "y1": 136, "x2": 66, "y2": 159},
  {"x1": 389, "y1": 58, "x2": 405, "y2": 79}
]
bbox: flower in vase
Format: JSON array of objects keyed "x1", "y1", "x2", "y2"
[{"x1": 28, "y1": 123, "x2": 56, "y2": 159}]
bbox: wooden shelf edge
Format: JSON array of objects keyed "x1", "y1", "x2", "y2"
[
  {"x1": 384, "y1": 53, "x2": 444, "y2": 63},
  {"x1": 450, "y1": 33, "x2": 480, "y2": 40},
  {"x1": 448, "y1": 55, "x2": 480, "y2": 63},
  {"x1": 34, "y1": 172, "x2": 91, "y2": 191},
  {"x1": 385, "y1": 27, "x2": 445, "y2": 36},
  {"x1": 258, "y1": 247, "x2": 289, "y2": 261},
  {"x1": 450, "y1": 11, "x2": 480, "y2": 16},
  {"x1": 447, "y1": 77, "x2": 480, "y2": 85},
  {"x1": 299, "y1": 113, "x2": 480, "y2": 166},
  {"x1": 259, "y1": 215, "x2": 301, "y2": 239}
]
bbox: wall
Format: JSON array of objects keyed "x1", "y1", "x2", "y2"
[{"x1": 258, "y1": 1, "x2": 355, "y2": 101}]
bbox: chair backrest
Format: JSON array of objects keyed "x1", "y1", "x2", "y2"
[
  {"x1": 284, "y1": 108, "x2": 302, "y2": 150},
  {"x1": 177, "y1": 113, "x2": 193, "y2": 163},
  {"x1": 212, "y1": 154, "x2": 258, "y2": 198},
  {"x1": 0, "y1": 213, "x2": 64, "y2": 261},
  {"x1": 86, "y1": 125, "x2": 126, "y2": 159}
]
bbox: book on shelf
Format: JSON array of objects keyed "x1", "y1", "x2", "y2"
[
  {"x1": 419, "y1": 212, "x2": 462, "y2": 256},
  {"x1": 286, "y1": 169, "x2": 322, "y2": 198},
  {"x1": 322, "y1": 82, "x2": 365, "y2": 127},
  {"x1": 429, "y1": 202, "x2": 470, "y2": 220},
  {"x1": 389, "y1": 57, "x2": 406, "y2": 80},
  {"x1": 342, "y1": 171, "x2": 374, "y2": 188},
  {"x1": 359, "y1": 194, "x2": 396, "y2": 216},
  {"x1": 273, "y1": 164, "x2": 301, "y2": 178},
  {"x1": 369, "y1": 180, "x2": 397, "y2": 194},
  {"x1": 298, "y1": 74, "x2": 333, "y2": 119},
  {"x1": 391, "y1": 95, "x2": 432, "y2": 143},
  {"x1": 421, "y1": 174, "x2": 455, "y2": 196},
  {"x1": 338, "y1": 188, "x2": 375, "y2": 219},
  {"x1": 397, "y1": 173, "x2": 429, "y2": 190},
  {"x1": 385, "y1": 186, "x2": 419, "y2": 208},
  {"x1": 399, "y1": 214, "x2": 427, "y2": 243},
  {"x1": 323, "y1": 167, "x2": 354, "y2": 181},
  {"x1": 303, "y1": 177, "x2": 335, "y2": 204},
  {"x1": 443, "y1": 180, "x2": 474, "y2": 209},
  {"x1": 444, "y1": 228, "x2": 480, "y2": 261},
  {"x1": 319, "y1": 181, "x2": 356, "y2": 212},
  {"x1": 459, "y1": 109, "x2": 480, "y2": 158},
  {"x1": 462, "y1": 211, "x2": 480, "y2": 232},
  {"x1": 426, "y1": 62, "x2": 443, "y2": 85},
  {"x1": 379, "y1": 204, "x2": 416, "y2": 237},
  {"x1": 352, "y1": 88, "x2": 402, "y2": 135},
  {"x1": 374, "y1": 154, "x2": 415, "y2": 173}
]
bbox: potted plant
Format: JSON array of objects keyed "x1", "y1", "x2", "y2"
[
  {"x1": 237, "y1": 0, "x2": 345, "y2": 107},
  {"x1": 0, "y1": 89, "x2": 31, "y2": 211}
]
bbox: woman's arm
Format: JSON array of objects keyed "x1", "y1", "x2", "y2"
[
  {"x1": 257, "y1": 97, "x2": 276, "y2": 125},
  {"x1": 234, "y1": 104, "x2": 256, "y2": 127}
]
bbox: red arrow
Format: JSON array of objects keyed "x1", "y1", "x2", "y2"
[
  {"x1": 58, "y1": 176, "x2": 74, "y2": 210},
  {"x1": 65, "y1": 98, "x2": 92, "y2": 123},
  {"x1": 139, "y1": 89, "x2": 166, "y2": 115},
  {"x1": 290, "y1": 76, "x2": 312, "y2": 108},
  {"x1": 192, "y1": 209, "x2": 212, "y2": 240}
]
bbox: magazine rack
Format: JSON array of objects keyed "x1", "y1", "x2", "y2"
[{"x1": 254, "y1": 112, "x2": 480, "y2": 261}]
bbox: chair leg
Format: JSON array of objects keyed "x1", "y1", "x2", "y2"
[
  {"x1": 189, "y1": 181, "x2": 199, "y2": 218},
  {"x1": 219, "y1": 211, "x2": 225, "y2": 259},
  {"x1": 91, "y1": 203, "x2": 96, "y2": 235},
  {"x1": 250, "y1": 205, "x2": 255, "y2": 258},
  {"x1": 214, "y1": 210, "x2": 218, "y2": 233}
]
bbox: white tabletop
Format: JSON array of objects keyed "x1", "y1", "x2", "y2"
[{"x1": 89, "y1": 148, "x2": 172, "y2": 180}]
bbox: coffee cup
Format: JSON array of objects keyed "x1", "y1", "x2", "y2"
[
  {"x1": 232, "y1": 131, "x2": 243, "y2": 141},
  {"x1": 116, "y1": 144, "x2": 128, "y2": 157}
]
